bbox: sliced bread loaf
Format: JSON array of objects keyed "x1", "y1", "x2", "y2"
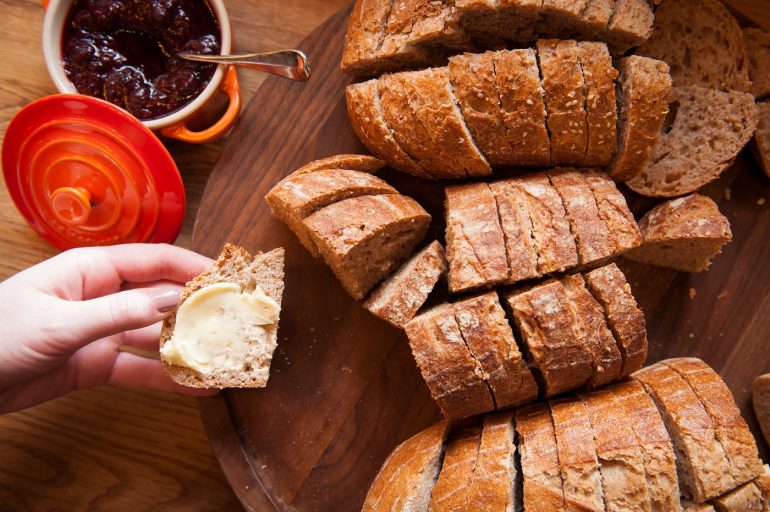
[
  {"x1": 635, "y1": 0, "x2": 750, "y2": 92},
  {"x1": 364, "y1": 240, "x2": 446, "y2": 328},
  {"x1": 303, "y1": 194, "x2": 430, "y2": 300},
  {"x1": 405, "y1": 305, "x2": 495, "y2": 420},
  {"x1": 362, "y1": 421, "x2": 448, "y2": 512},
  {"x1": 160, "y1": 244, "x2": 285, "y2": 388},
  {"x1": 626, "y1": 86, "x2": 759, "y2": 198},
  {"x1": 750, "y1": 102, "x2": 770, "y2": 179},
  {"x1": 623, "y1": 194, "x2": 732, "y2": 273},
  {"x1": 711, "y1": 482, "x2": 763, "y2": 512},
  {"x1": 743, "y1": 27, "x2": 770, "y2": 100},
  {"x1": 429, "y1": 426, "x2": 484, "y2": 511},
  {"x1": 583, "y1": 170, "x2": 643, "y2": 254},
  {"x1": 632, "y1": 363, "x2": 737, "y2": 502},
  {"x1": 489, "y1": 179, "x2": 541, "y2": 284},
  {"x1": 453, "y1": 292, "x2": 539, "y2": 410},
  {"x1": 578, "y1": 41, "x2": 618, "y2": 166},
  {"x1": 608, "y1": 55, "x2": 672, "y2": 182},
  {"x1": 445, "y1": 183, "x2": 510, "y2": 293},
  {"x1": 753, "y1": 374, "x2": 770, "y2": 449}
]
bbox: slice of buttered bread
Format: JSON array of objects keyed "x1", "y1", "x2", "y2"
[{"x1": 160, "y1": 244, "x2": 285, "y2": 388}]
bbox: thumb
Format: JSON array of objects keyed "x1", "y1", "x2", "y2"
[{"x1": 67, "y1": 287, "x2": 182, "y2": 345}]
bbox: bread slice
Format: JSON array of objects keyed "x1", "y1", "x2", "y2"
[
  {"x1": 377, "y1": 0, "x2": 441, "y2": 72},
  {"x1": 583, "y1": 263, "x2": 648, "y2": 377},
  {"x1": 448, "y1": 51, "x2": 517, "y2": 167},
  {"x1": 537, "y1": 39, "x2": 589, "y2": 165},
  {"x1": 430, "y1": 426, "x2": 483, "y2": 511},
  {"x1": 515, "y1": 403, "x2": 566, "y2": 511},
  {"x1": 492, "y1": 48, "x2": 552, "y2": 167},
  {"x1": 751, "y1": 102, "x2": 770, "y2": 178},
  {"x1": 583, "y1": 170, "x2": 642, "y2": 254},
  {"x1": 303, "y1": 194, "x2": 430, "y2": 300},
  {"x1": 757, "y1": 466, "x2": 770, "y2": 512},
  {"x1": 608, "y1": 56, "x2": 672, "y2": 182},
  {"x1": 453, "y1": 292, "x2": 539, "y2": 410},
  {"x1": 682, "y1": 502, "x2": 716, "y2": 512},
  {"x1": 632, "y1": 363, "x2": 736, "y2": 502},
  {"x1": 405, "y1": 305, "x2": 495, "y2": 420},
  {"x1": 540, "y1": 0, "x2": 588, "y2": 35},
  {"x1": 753, "y1": 374, "x2": 770, "y2": 450},
  {"x1": 362, "y1": 421, "x2": 448, "y2": 512},
  {"x1": 407, "y1": 1, "x2": 469, "y2": 51},
  {"x1": 341, "y1": 0, "x2": 394, "y2": 75},
  {"x1": 635, "y1": 0, "x2": 750, "y2": 92},
  {"x1": 608, "y1": 380, "x2": 681, "y2": 512},
  {"x1": 505, "y1": 280, "x2": 594, "y2": 397},
  {"x1": 266, "y1": 168, "x2": 397, "y2": 257},
  {"x1": 445, "y1": 183, "x2": 510, "y2": 293},
  {"x1": 345, "y1": 80, "x2": 427, "y2": 178},
  {"x1": 578, "y1": 386, "x2": 653, "y2": 512},
  {"x1": 561, "y1": 273, "x2": 623, "y2": 388},
  {"x1": 579, "y1": 0, "x2": 613, "y2": 35},
  {"x1": 364, "y1": 240, "x2": 446, "y2": 328},
  {"x1": 489, "y1": 179, "x2": 541, "y2": 284},
  {"x1": 464, "y1": 412, "x2": 518, "y2": 512},
  {"x1": 626, "y1": 86, "x2": 759, "y2": 198},
  {"x1": 548, "y1": 170, "x2": 614, "y2": 266},
  {"x1": 664, "y1": 359, "x2": 764, "y2": 487},
  {"x1": 744, "y1": 27, "x2": 770, "y2": 100},
  {"x1": 549, "y1": 397, "x2": 605, "y2": 511},
  {"x1": 578, "y1": 42, "x2": 618, "y2": 166},
  {"x1": 518, "y1": 173, "x2": 579, "y2": 275},
  {"x1": 711, "y1": 482, "x2": 763, "y2": 512},
  {"x1": 623, "y1": 194, "x2": 732, "y2": 273},
  {"x1": 160, "y1": 244, "x2": 284, "y2": 388},
  {"x1": 603, "y1": 0, "x2": 655, "y2": 52},
  {"x1": 286, "y1": 154, "x2": 386, "y2": 176}
]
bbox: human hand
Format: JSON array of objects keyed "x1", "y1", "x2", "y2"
[{"x1": 0, "y1": 243, "x2": 217, "y2": 414}]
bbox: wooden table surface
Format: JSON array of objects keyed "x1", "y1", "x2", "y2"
[{"x1": 0, "y1": 1, "x2": 767, "y2": 510}]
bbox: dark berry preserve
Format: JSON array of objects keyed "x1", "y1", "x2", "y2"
[{"x1": 62, "y1": 0, "x2": 221, "y2": 120}]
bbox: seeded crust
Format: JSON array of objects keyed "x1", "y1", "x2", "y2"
[
  {"x1": 663, "y1": 359, "x2": 764, "y2": 488},
  {"x1": 405, "y1": 305, "x2": 495, "y2": 420},
  {"x1": 583, "y1": 170, "x2": 642, "y2": 254},
  {"x1": 623, "y1": 194, "x2": 732, "y2": 273},
  {"x1": 608, "y1": 380, "x2": 681, "y2": 512},
  {"x1": 489, "y1": 179, "x2": 540, "y2": 284},
  {"x1": 464, "y1": 412, "x2": 518, "y2": 512},
  {"x1": 377, "y1": 0, "x2": 440, "y2": 72},
  {"x1": 584, "y1": 263, "x2": 648, "y2": 377},
  {"x1": 743, "y1": 28, "x2": 770, "y2": 99},
  {"x1": 430, "y1": 426, "x2": 484, "y2": 511},
  {"x1": 453, "y1": 292, "x2": 539, "y2": 410},
  {"x1": 754, "y1": 375, "x2": 770, "y2": 450},
  {"x1": 548, "y1": 169, "x2": 614, "y2": 265},
  {"x1": 635, "y1": 0, "x2": 750, "y2": 93},
  {"x1": 561, "y1": 273, "x2": 622, "y2": 388},
  {"x1": 492, "y1": 48, "x2": 552, "y2": 167},
  {"x1": 711, "y1": 482, "x2": 763, "y2": 512},
  {"x1": 515, "y1": 403, "x2": 566, "y2": 512},
  {"x1": 303, "y1": 194, "x2": 431, "y2": 300},
  {"x1": 632, "y1": 363, "x2": 737, "y2": 502},
  {"x1": 265, "y1": 168, "x2": 397, "y2": 257},
  {"x1": 364, "y1": 240, "x2": 446, "y2": 328},
  {"x1": 340, "y1": 0, "x2": 394, "y2": 75},
  {"x1": 608, "y1": 56, "x2": 672, "y2": 182},
  {"x1": 751, "y1": 103, "x2": 770, "y2": 179},
  {"x1": 160, "y1": 244, "x2": 285, "y2": 389},
  {"x1": 537, "y1": 39, "x2": 589, "y2": 165},
  {"x1": 445, "y1": 183, "x2": 510, "y2": 293},
  {"x1": 626, "y1": 86, "x2": 759, "y2": 198},
  {"x1": 518, "y1": 173, "x2": 579, "y2": 275},
  {"x1": 578, "y1": 42, "x2": 618, "y2": 166},
  {"x1": 345, "y1": 80, "x2": 428, "y2": 178},
  {"x1": 578, "y1": 386, "x2": 653, "y2": 512},
  {"x1": 362, "y1": 421, "x2": 448, "y2": 512},
  {"x1": 505, "y1": 280, "x2": 594, "y2": 397},
  {"x1": 549, "y1": 397, "x2": 605, "y2": 511}
]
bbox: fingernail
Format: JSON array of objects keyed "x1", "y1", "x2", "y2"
[{"x1": 153, "y1": 290, "x2": 181, "y2": 312}]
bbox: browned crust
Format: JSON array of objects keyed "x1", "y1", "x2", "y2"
[
  {"x1": 405, "y1": 305, "x2": 495, "y2": 420},
  {"x1": 341, "y1": 0, "x2": 394, "y2": 74},
  {"x1": 605, "y1": 0, "x2": 655, "y2": 51},
  {"x1": 489, "y1": 179, "x2": 540, "y2": 284},
  {"x1": 744, "y1": 27, "x2": 770, "y2": 99},
  {"x1": 577, "y1": 42, "x2": 618, "y2": 166},
  {"x1": 754, "y1": 375, "x2": 770, "y2": 451},
  {"x1": 583, "y1": 170, "x2": 642, "y2": 254},
  {"x1": 751, "y1": 102, "x2": 770, "y2": 179},
  {"x1": 430, "y1": 426, "x2": 484, "y2": 511},
  {"x1": 756, "y1": 468, "x2": 770, "y2": 512},
  {"x1": 711, "y1": 481, "x2": 763, "y2": 512},
  {"x1": 290, "y1": 154, "x2": 386, "y2": 175},
  {"x1": 464, "y1": 412, "x2": 517, "y2": 512}
]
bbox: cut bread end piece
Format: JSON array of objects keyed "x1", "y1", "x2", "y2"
[
  {"x1": 160, "y1": 244, "x2": 285, "y2": 389},
  {"x1": 623, "y1": 194, "x2": 732, "y2": 273}
]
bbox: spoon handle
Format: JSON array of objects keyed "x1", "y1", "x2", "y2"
[{"x1": 178, "y1": 50, "x2": 311, "y2": 82}]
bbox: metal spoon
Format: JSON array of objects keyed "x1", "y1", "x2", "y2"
[{"x1": 178, "y1": 49, "x2": 311, "y2": 82}]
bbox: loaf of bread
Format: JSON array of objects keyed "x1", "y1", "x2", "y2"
[
  {"x1": 160, "y1": 244, "x2": 284, "y2": 388},
  {"x1": 624, "y1": 194, "x2": 732, "y2": 273},
  {"x1": 341, "y1": 0, "x2": 654, "y2": 75},
  {"x1": 365, "y1": 358, "x2": 762, "y2": 511},
  {"x1": 347, "y1": 44, "x2": 670, "y2": 180},
  {"x1": 446, "y1": 170, "x2": 640, "y2": 293}
]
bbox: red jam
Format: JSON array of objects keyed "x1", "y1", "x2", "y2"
[{"x1": 62, "y1": 0, "x2": 221, "y2": 120}]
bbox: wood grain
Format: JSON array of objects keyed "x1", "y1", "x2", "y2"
[{"x1": 192, "y1": 3, "x2": 770, "y2": 511}]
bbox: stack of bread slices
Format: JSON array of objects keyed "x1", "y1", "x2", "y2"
[{"x1": 363, "y1": 358, "x2": 768, "y2": 512}]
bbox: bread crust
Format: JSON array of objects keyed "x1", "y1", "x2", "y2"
[
  {"x1": 430, "y1": 426, "x2": 484, "y2": 512},
  {"x1": 289, "y1": 154, "x2": 386, "y2": 175},
  {"x1": 489, "y1": 179, "x2": 541, "y2": 283},
  {"x1": 751, "y1": 102, "x2": 770, "y2": 179},
  {"x1": 578, "y1": 42, "x2": 618, "y2": 166},
  {"x1": 711, "y1": 481, "x2": 763, "y2": 512},
  {"x1": 743, "y1": 27, "x2": 770, "y2": 99},
  {"x1": 583, "y1": 170, "x2": 642, "y2": 254},
  {"x1": 341, "y1": 0, "x2": 394, "y2": 74},
  {"x1": 753, "y1": 375, "x2": 770, "y2": 451},
  {"x1": 464, "y1": 412, "x2": 518, "y2": 512}
]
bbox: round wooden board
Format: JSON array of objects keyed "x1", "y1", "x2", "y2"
[{"x1": 193, "y1": 5, "x2": 770, "y2": 511}]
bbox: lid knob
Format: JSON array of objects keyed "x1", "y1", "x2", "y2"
[{"x1": 51, "y1": 186, "x2": 92, "y2": 226}]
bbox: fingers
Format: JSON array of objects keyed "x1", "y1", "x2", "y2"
[
  {"x1": 107, "y1": 352, "x2": 219, "y2": 397},
  {"x1": 120, "y1": 322, "x2": 164, "y2": 352}
]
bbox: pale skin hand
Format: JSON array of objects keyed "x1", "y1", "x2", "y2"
[{"x1": 0, "y1": 243, "x2": 218, "y2": 414}]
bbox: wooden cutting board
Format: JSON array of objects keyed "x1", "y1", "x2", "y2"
[{"x1": 192, "y1": 5, "x2": 770, "y2": 511}]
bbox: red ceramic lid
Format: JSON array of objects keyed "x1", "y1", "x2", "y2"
[{"x1": 2, "y1": 94, "x2": 185, "y2": 250}]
